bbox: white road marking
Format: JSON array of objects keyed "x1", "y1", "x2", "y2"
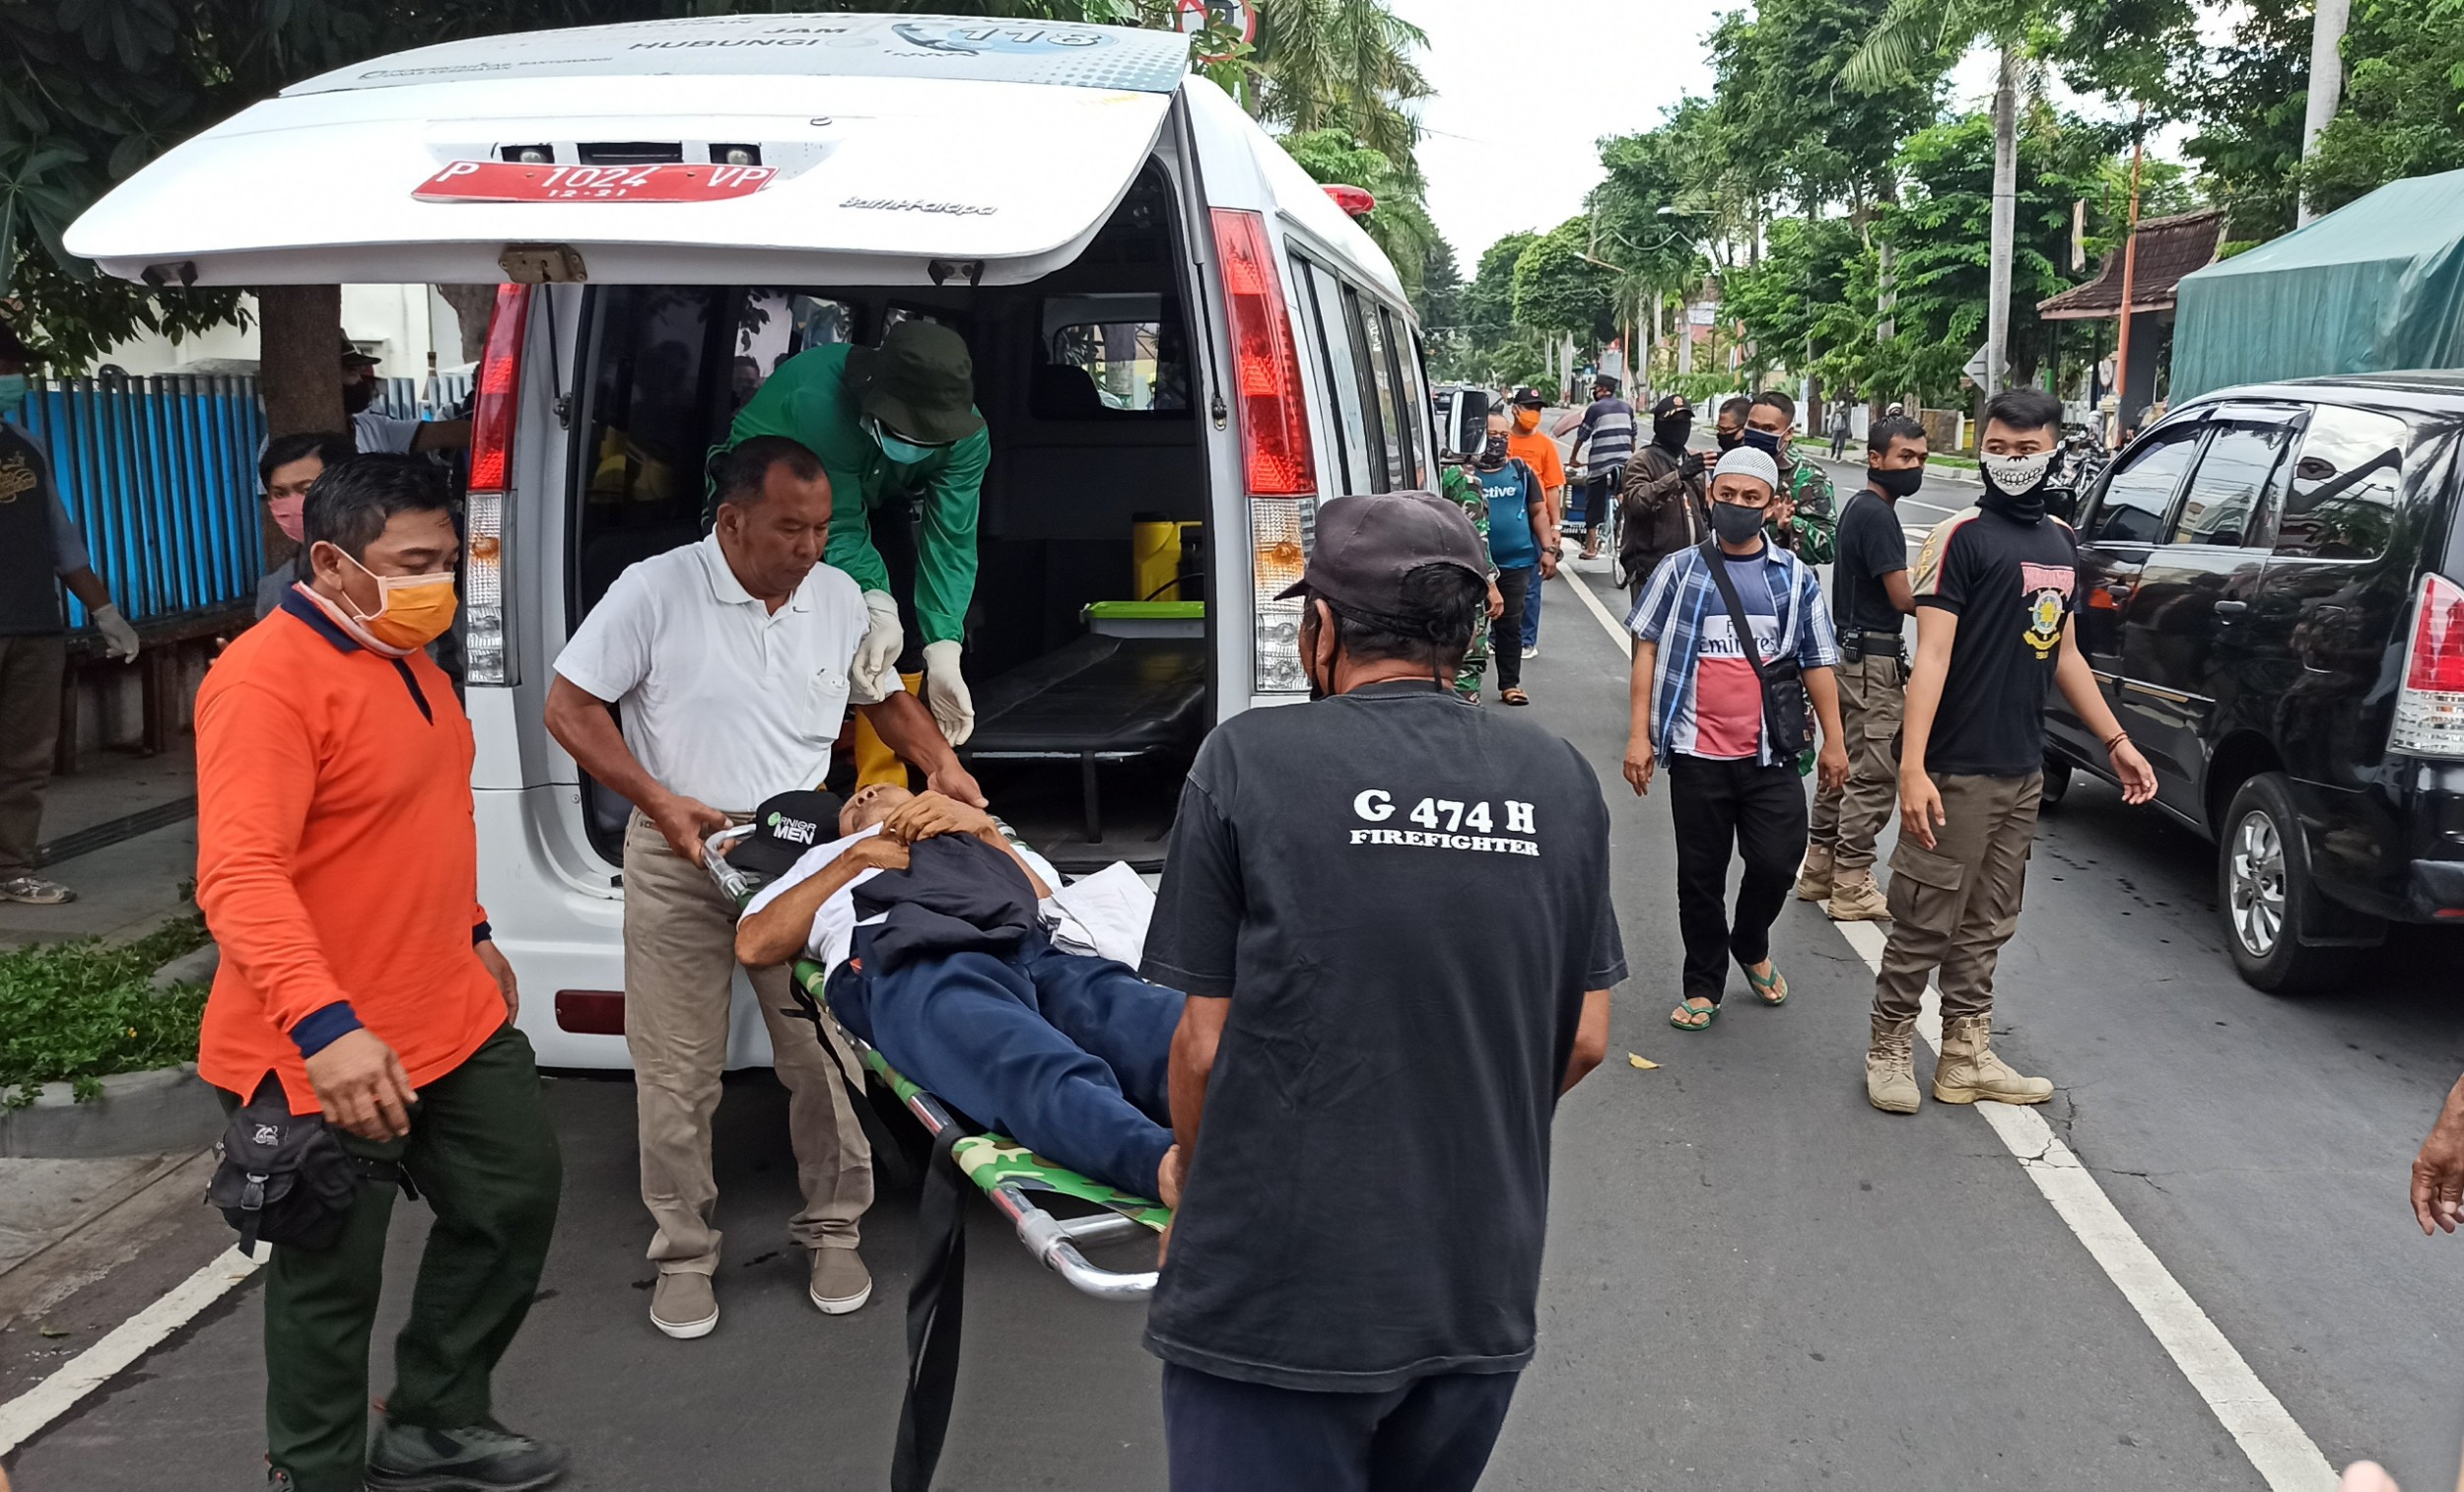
[
  {"x1": 1555, "y1": 569, "x2": 2339, "y2": 1492},
  {"x1": 0, "y1": 1244, "x2": 267, "y2": 1455}
]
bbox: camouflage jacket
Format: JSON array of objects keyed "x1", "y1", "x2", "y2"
[{"x1": 1438, "y1": 463, "x2": 1501, "y2": 579}]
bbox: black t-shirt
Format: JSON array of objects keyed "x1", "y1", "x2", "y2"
[
  {"x1": 1140, "y1": 681, "x2": 1626, "y2": 1391},
  {"x1": 1831, "y1": 488, "x2": 1910, "y2": 635},
  {"x1": 1911, "y1": 506, "x2": 2081, "y2": 777}
]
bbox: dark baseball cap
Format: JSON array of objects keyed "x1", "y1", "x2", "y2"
[
  {"x1": 1272, "y1": 493, "x2": 1487, "y2": 615},
  {"x1": 339, "y1": 336, "x2": 379, "y2": 369},
  {"x1": 1511, "y1": 387, "x2": 1546, "y2": 408},
  {"x1": 733, "y1": 789, "x2": 849, "y2": 878},
  {"x1": 1653, "y1": 393, "x2": 1691, "y2": 419}
]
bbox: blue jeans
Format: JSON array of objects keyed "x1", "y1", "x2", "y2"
[
  {"x1": 1520, "y1": 564, "x2": 1543, "y2": 649},
  {"x1": 1162, "y1": 1363, "x2": 1521, "y2": 1492},
  {"x1": 835, "y1": 935, "x2": 1183, "y2": 1197}
]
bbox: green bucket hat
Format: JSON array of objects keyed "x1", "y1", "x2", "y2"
[{"x1": 847, "y1": 320, "x2": 985, "y2": 445}]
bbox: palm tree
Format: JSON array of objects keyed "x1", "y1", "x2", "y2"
[
  {"x1": 1846, "y1": 0, "x2": 2035, "y2": 399},
  {"x1": 1251, "y1": 0, "x2": 1432, "y2": 170}
]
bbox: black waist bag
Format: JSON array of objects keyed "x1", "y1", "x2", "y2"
[{"x1": 208, "y1": 1076, "x2": 410, "y2": 1253}]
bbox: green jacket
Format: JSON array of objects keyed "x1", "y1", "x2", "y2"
[{"x1": 723, "y1": 344, "x2": 992, "y2": 645}]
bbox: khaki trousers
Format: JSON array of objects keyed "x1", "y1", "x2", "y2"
[
  {"x1": 622, "y1": 810, "x2": 872, "y2": 1272},
  {"x1": 0, "y1": 633, "x2": 65, "y2": 876},
  {"x1": 1872, "y1": 772, "x2": 2041, "y2": 1027},
  {"x1": 1808, "y1": 651, "x2": 1905, "y2": 873}
]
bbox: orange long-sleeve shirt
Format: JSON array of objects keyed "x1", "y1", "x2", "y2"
[{"x1": 195, "y1": 588, "x2": 504, "y2": 1115}]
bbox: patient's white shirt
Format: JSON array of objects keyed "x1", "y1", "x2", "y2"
[{"x1": 745, "y1": 826, "x2": 1067, "y2": 982}]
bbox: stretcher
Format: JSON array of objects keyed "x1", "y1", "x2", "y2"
[{"x1": 703, "y1": 821, "x2": 1170, "y2": 1301}]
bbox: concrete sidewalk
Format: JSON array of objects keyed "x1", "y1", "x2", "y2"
[{"x1": 1, "y1": 744, "x2": 197, "y2": 950}]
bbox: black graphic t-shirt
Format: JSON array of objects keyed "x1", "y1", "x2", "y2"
[
  {"x1": 1911, "y1": 505, "x2": 2081, "y2": 777},
  {"x1": 1140, "y1": 681, "x2": 1625, "y2": 1391}
]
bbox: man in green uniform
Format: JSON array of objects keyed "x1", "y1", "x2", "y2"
[
  {"x1": 1436, "y1": 459, "x2": 1503, "y2": 700},
  {"x1": 726, "y1": 321, "x2": 991, "y2": 767}
]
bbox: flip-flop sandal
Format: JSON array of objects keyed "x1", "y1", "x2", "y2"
[
  {"x1": 1501, "y1": 689, "x2": 1531, "y2": 707},
  {"x1": 1669, "y1": 997, "x2": 1719, "y2": 1032},
  {"x1": 1745, "y1": 964, "x2": 1789, "y2": 1006}
]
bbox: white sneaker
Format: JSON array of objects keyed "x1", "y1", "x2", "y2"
[{"x1": 1522, "y1": 644, "x2": 1540, "y2": 660}]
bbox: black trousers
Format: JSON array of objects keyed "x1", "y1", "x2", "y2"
[
  {"x1": 1488, "y1": 566, "x2": 1534, "y2": 691},
  {"x1": 1580, "y1": 464, "x2": 1621, "y2": 535},
  {"x1": 1162, "y1": 1363, "x2": 1520, "y2": 1492},
  {"x1": 1668, "y1": 754, "x2": 1809, "y2": 1003}
]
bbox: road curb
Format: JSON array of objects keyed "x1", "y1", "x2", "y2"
[{"x1": 0, "y1": 1065, "x2": 222, "y2": 1160}]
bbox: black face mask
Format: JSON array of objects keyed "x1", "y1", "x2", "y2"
[
  {"x1": 342, "y1": 378, "x2": 376, "y2": 416},
  {"x1": 1871, "y1": 465, "x2": 1925, "y2": 500},
  {"x1": 1710, "y1": 500, "x2": 1767, "y2": 545},
  {"x1": 1654, "y1": 415, "x2": 1693, "y2": 451},
  {"x1": 1715, "y1": 427, "x2": 1745, "y2": 452},
  {"x1": 1741, "y1": 428, "x2": 1782, "y2": 456},
  {"x1": 1476, "y1": 434, "x2": 1509, "y2": 470}
]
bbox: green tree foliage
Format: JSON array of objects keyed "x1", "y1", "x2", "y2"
[
  {"x1": 2173, "y1": 0, "x2": 2311, "y2": 242},
  {"x1": 1414, "y1": 237, "x2": 1467, "y2": 370},
  {"x1": 1276, "y1": 127, "x2": 1437, "y2": 296},
  {"x1": 1251, "y1": 0, "x2": 1431, "y2": 170},
  {"x1": 1708, "y1": 0, "x2": 1948, "y2": 219},
  {"x1": 1722, "y1": 215, "x2": 1867, "y2": 386},
  {"x1": 2303, "y1": 0, "x2": 2464, "y2": 215},
  {"x1": 1511, "y1": 220, "x2": 1619, "y2": 342},
  {"x1": 1438, "y1": 231, "x2": 1540, "y2": 385}
]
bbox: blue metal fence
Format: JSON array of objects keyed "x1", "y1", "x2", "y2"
[{"x1": 21, "y1": 375, "x2": 268, "y2": 629}]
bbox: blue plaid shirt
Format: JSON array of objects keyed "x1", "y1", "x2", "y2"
[{"x1": 1626, "y1": 541, "x2": 1839, "y2": 765}]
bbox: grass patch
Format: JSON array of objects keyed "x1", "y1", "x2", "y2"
[{"x1": 0, "y1": 914, "x2": 212, "y2": 1107}]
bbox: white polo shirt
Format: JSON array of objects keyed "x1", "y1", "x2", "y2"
[{"x1": 553, "y1": 533, "x2": 876, "y2": 811}]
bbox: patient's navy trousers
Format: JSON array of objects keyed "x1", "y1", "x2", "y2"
[
  {"x1": 1161, "y1": 1363, "x2": 1522, "y2": 1492},
  {"x1": 834, "y1": 933, "x2": 1183, "y2": 1197}
]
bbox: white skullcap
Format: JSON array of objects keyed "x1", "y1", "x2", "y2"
[{"x1": 1713, "y1": 445, "x2": 1779, "y2": 493}]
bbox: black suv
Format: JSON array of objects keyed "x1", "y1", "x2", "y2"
[{"x1": 2045, "y1": 373, "x2": 2464, "y2": 991}]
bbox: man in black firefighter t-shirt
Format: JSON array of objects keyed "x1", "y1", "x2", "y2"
[
  {"x1": 1865, "y1": 388, "x2": 2156, "y2": 1116},
  {"x1": 1140, "y1": 492, "x2": 1622, "y2": 1492}
]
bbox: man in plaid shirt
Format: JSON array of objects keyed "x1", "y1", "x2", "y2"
[{"x1": 1622, "y1": 446, "x2": 1848, "y2": 1034}]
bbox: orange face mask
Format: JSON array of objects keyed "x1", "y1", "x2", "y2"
[
  {"x1": 1513, "y1": 407, "x2": 1540, "y2": 433},
  {"x1": 339, "y1": 552, "x2": 458, "y2": 653}
]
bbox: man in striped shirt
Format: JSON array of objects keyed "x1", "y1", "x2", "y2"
[{"x1": 1571, "y1": 375, "x2": 1636, "y2": 561}]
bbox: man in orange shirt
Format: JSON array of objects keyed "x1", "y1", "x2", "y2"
[
  {"x1": 195, "y1": 455, "x2": 565, "y2": 1492},
  {"x1": 1505, "y1": 388, "x2": 1566, "y2": 660}
]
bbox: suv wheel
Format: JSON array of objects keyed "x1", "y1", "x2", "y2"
[
  {"x1": 2040, "y1": 755, "x2": 2074, "y2": 809},
  {"x1": 2219, "y1": 772, "x2": 2351, "y2": 993}
]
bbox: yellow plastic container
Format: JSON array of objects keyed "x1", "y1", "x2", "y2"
[{"x1": 1132, "y1": 518, "x2": 1197, "y2": 602}]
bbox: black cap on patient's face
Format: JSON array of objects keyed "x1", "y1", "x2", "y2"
[{"x1": 733, "y1": 789, "x2": 847, "y2": 877}]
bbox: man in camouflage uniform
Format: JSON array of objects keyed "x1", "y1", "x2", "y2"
[
  {"x1": 1437, "y1": 459, "x2": 1504, "y2": 700},
  {"x1": 1747, "y1": 390, "x2": 1836, "y2": 562}
]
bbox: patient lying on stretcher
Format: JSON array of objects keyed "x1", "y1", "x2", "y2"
[{"x1": 734, "y1": 783, "x2": 1185, "y2": 1205}]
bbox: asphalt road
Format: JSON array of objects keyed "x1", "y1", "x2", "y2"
[{"x1": 8, "y1": 499, "x2": 2464, "y2": 1488}]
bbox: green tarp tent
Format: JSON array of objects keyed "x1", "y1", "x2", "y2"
[{"x1": 2172, "y1": 168, "x2": 2464, "y2": 400}]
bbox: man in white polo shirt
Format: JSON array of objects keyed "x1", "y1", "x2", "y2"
[{"x1": 545, "y1": 435, "x2": 985, "y2": 1341}]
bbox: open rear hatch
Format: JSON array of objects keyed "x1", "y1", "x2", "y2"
[{"x1": 66, "y1": 14, "x2": 1188, "y2": 287}]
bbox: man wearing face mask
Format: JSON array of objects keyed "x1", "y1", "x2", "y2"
[
  {"x1": 1713, "y1": 396, "x2": 1752, "y2": 454},
  {"x1": 255, "y1": 432, "x2": 358, "y2": 621},
  {"x1": 1468, "y1": 413, "x2": 1549, "y2": 706},
  {"x1": 340, "y1": 340, "x2": 468, "y2": 456},
  {"x1": 1743, "y1": 391, "x2": 1832, "y2": 556},
  {"x1": 1615, "y1": 393, "x2": 1710, "y2": 601},
  {"x1": 1798, "y1": 416, "x2": 1927, "y2": 922},
  {"x1": 725, "y1": 320, "x2": 991, "y2": 769},
  {"x1": 1865, "y1": 387, "x2": 2156, "y2": 1115},
  {"x1": 1504, "y1": 389, "x2": 1566, "y2": 659},
  {"x1": 195, "y1": 454, "x2": 566, "y2": 1492},
  {"x1": 0, "y1": 319, "x2": 140, "y2": 908}
]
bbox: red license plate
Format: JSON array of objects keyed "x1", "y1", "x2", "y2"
[{"x1": 413, "y1": 161, "x2": 778, "y2": 204}]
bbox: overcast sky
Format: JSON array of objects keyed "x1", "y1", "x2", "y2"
[{"x1": 1398, "y1": 0, "x2": 2175, "y2": 270}]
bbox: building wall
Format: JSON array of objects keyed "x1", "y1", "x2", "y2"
[{"x1": 99, "y1": 286, "x2": 469, "y2": 379}]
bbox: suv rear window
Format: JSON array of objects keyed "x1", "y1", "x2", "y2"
[{"x1": 2273, "y1": 406, "x2": 2406, "y2": 561}]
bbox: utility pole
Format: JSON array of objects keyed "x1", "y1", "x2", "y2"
[
  {"x1": 2112, "y1": 104, "x2": 2148, "y2": 429},
  {"x1": 1983, "y1": 43, "x2": 2020, "y2": 400},
  {"x1": 2297, "y1": 0, "x2": 2352, "y2": 227}
]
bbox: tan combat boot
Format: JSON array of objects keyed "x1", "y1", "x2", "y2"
[
  {"x1": 1933, "y1": 1015, "x2": 2053, "y2": 1106},
  {"x1": 1824, "y1": 869, "x2": 1890, "y2": 921},
  {"x1": 1795, "y1": 844, "x2": 1835, "y2": 901},
  {"x1": 1866, "y1": 1017, "x2": 1920, "y2": 1114}
]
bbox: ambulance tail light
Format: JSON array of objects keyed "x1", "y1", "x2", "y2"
[
  {"x1": 463, "y1": 283, "x2": 529, "y2": 686},
  {"x1": 1211, "y1": 208, "x2": 1315, "y2": 499},
  {"x1": 1251, "y1": 498, "x2": 1315, "y2": 693},
  {"x1": 2390, "y1": 571, "x2": 2464, "y2": 758}
]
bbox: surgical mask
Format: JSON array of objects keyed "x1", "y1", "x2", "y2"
[
  {"x1": 1871, "y1": 465, "x2": 1925, "y2": 501},
  {"x1": 1979, "y1": 449, "x2": 2056, "y2": 523},
  {"x1": 1710, "y1": 500, "x2": 1767, "y2": 545},
  {"x1": 867, "y1": 417, "x2": 943, "y2": 467},
  {"x1": 1741, "y1": 428, "x2": 1782, "y2": 456},
  {"x1": 1653, "y1": 414, "x2": 1693, "y2": 450},
  {"x1": 1715, "y1": 426, "x2": 1745, "y2": 452},
  {"x1": 1512, "y1": 407, "x2": 1540, "y2": 433},
  {"x1": 0, "y1": 374, "x2": 25, "y2": 420},
  {"x1": 325, "y1": 549, "x2": 458, "y2": 655},
  {"x1": 267, "y1": 493, "x2": 307, "y2": 543}
]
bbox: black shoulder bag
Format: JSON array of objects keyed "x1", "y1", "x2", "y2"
[{"x1": 1697, "y1": 540, "x2": 1814, "y2": 771}]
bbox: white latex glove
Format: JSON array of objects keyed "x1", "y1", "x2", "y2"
[
  {"x1": 851, "y1": 589, "x2": 903, "y2": 702},
  {"x1": 922, "y1": 639, "x2": 975, "y2": 747},
  {"x1": 93, "y1": 604, "x2": 140, "y2": 664}
]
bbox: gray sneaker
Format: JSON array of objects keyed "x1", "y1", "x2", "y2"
[
  {"x1": 0, "y1": 875, "x2": 75, "y2": 905},
  {"x1": 650, "y1": 1270, "x2": 719, "y2": 1339},
  {"x1": 365, "y1": 1418, "x2": 568, "y2": 1491}
]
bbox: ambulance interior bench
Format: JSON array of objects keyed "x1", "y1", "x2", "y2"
[{"x1": 958, "y1": 601, "x2": 1206, "y2": 843}]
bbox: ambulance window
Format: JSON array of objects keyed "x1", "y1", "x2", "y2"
[
  {"x1": 1293, "y1": 255, "x2": 1376, "y2": 495},
  {"x1": 1034, "y1": 293, "x2": 1189, "y2": 417},
  {"x1": 729, "y1": 292, "x2": 855, "y2": 410},
  {"x1": 1340, "y1": 286, "x2": 1396, "y2": 492},
  {"x1": 1371, "y1": 303, "x2": 1421, "y2": 488},
  {"x1": 576, "y1": 286, "x2": 731, "y2": 614}
]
